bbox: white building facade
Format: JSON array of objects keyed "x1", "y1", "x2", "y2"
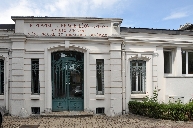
[{"x1": 0, "y1": 16, "x2": 193, "y2": 116}]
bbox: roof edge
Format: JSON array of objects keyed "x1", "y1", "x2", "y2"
[{"x1": 11, "y1": 16, "x2": 123, "y2": 22}]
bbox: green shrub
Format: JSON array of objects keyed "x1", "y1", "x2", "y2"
[
  {"x1": 185, "y1": 101, "x2": 193, "y2": 121},
  {"x1": 128, "y1": 100, "x2": 193, "y2": 121},
  {"x1": 128, "y1": 90, "x2": 193, "y2": 121},
  {"x1": 168, "y1": 102, "x2": 187, "y2": 121}
]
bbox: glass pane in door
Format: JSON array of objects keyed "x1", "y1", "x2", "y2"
[
  {"x1": 53, "y1": 61, "x2": 66, "y2": 98},
  {"x1": 69, "y1": 68, "x2": 83, "y2": 98}
]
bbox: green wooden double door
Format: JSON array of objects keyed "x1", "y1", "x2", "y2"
[{"x1": 51, "y1": 51, "x2": 84, "y2": 111}]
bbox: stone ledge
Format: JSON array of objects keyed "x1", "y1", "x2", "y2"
[
  {"x1": 130, "y1": 94, "x2": 148, "y2": 99},
  {"x1": 96, "y1": 95, "x2": 105, "y2": 100},
  {"x1": 165, "y1": 76, "x2": 193, "y2": 78},
  {"x1": 20, "y1": 125, "x2": 40, "y2": 128},
  {"x1": 41, "y1": 111, "x2": 94, "y2": 117},
  {"x1": 30, "y1": 95, "x2": 40, "y2": 100},
  {"x1": 0, "y1": 95, "x2": 4, "y2": 100}
]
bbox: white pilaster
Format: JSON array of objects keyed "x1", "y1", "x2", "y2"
[
  {"x1": 109, "y1": 41, "x2": 122, "y2": 116},
  {"x1": 156, "y1": 47, "x2": 164, "y2": 102},
  {"x1": 174, "y1": 47, "x2": 182, "y2": 76},
  {"x1": 84, "y1": 50, "x2": 89, "y2": 110},
  {"x1": 44, "y1": 49, "x2": 52, "y2": 112},
  {"x1": 9, "y1": 34, "x2": 26, "y2": 116}
]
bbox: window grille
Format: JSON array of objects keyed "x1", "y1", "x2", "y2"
[
  {"x1": 31, "y1": 59, "x2": 40, "y2": 94},
  {"x1": 31, "y1": 107, "x2": 40, "y2": 114},
  {"x1": 96, "y1": 59, "x2": 104, "y2": 95},
  {"x1": 130, "y1": 60, "x2": 146, "y2": 94},
  {"x1": 96, "y1": 107, "x2": 105, "y2": 114}
]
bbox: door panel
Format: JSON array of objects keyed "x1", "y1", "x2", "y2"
[
  {"x1": 52, "y1": 51, "x2": 84, "y2": 111},
  {"x1": 69, "y1": 100, "x2": 83, "y2": 111},
  {"x1": 52, "y1": 99, "x2": 68, "y2": 111}
]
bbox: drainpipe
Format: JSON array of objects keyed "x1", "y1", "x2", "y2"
[{"x1": 121, "y1": 43, "x2": 126, "y2": 114}]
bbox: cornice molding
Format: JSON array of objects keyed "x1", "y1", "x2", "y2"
[
  {"x1": 129, "y1": 54, "x2": 151, "y2": 61},
  {"x1": 9, "y1": 34, "x2": 26, "y2": 42},
  {"x1": 48, "y1": 43, "x2": 88, "y2": 53}
]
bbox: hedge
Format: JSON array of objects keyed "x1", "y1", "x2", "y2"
[{"x1": 128, "y1": 100, "x2": 193, "y2": 121}]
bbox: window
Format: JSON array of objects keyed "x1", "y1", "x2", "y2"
[
  {"x1": 130, "y1": 60, "x2": 146, "y2": 94},
  {"x1": 96, "y1": 59, "x2": 104, "y2": 95},
  {"x1": 182, "y1": 51, "x2": 193, "y2": 74},
  {"x1": 96, "y1": 107, "x2": 105, "y2": 114},
  {"x1": 31, "y1": 107, "x2": 40, "y2": 114},
  {"x1": 31, "y1": 59, "x2": 40, "y2": 94},
  {"x1": 164, "y1": 50, "x2": 172, "y2": 74},
  {"x1": 0, "y1": 60, "x2": 4, "y2": 95}
]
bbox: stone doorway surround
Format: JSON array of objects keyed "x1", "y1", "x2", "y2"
[{"x1": 44, "y1": 41, "x2": 89, "y2": 113}]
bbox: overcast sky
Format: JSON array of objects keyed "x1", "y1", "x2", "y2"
[{"x1": 0, "y1": 0, "x2": 193, "y2": 29}]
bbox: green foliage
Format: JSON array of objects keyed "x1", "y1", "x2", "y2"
[
  {"x1": 143, "y1": 90, "x2": 159, "y2": 103},
  {"x1": 128, "y1": 90, "x2": 193, "y2": 121},
  {"x1": 185, "y1": 101, "x2": 193, "y2": 120}
]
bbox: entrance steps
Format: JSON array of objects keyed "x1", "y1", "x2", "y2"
[{"x1": 41, "y1": 111, "x2": 94, "y2": 117}]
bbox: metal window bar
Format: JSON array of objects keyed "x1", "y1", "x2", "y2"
[
  {"x1": 0, "y1": 60, "x2": 4, "y2": 95},
  {"x1": 31, "y1": 107, "x2": 40, "y2": 114},
  {"x1": 130, "y1": 60, "x2": 146, "y2": 94},
  {"x1": 96, "y1": 59, "x2": 104, "y2": 95},
  {"x1": 142, "y1": 62, "x2": 146, "y2": 92},
  {"x1": 31, "y1": 59, "x2": 40, "y2": 94},
  {"x1": 96, "y1": 107, "x2": 105, "y2": 114}
]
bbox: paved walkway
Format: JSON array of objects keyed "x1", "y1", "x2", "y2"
[{"x1": 2, "y1": 113, "x2": 193, "y2": 128}]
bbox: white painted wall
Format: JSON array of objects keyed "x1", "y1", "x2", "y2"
[{"x1": 165, "y1": 78, "x2": 193, "y2": 103}]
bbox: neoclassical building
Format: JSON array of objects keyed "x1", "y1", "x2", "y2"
[{"x1": 0, "y1": 16, "x2": 193, "y2": 116}]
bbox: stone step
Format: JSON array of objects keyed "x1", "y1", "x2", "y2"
[
  {"x1": 20, "y1": 125, "x2": 40, "y2": 128},
  {"x1": 40, "y1": 111, "x2": 94, "y2": 117}
]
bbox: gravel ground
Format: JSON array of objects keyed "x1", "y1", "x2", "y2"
[{"x1": 2, "y1": 113, "x2": 193, "y2": 128}]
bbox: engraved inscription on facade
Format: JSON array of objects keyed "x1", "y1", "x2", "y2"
[{"x1": 25, "y1": 22, "x2": 110, "y2": 37}]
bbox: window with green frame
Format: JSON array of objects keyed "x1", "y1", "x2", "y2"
[
  {"x1": 130, "y1": 60, "x2": 146, "y2": 94},
  {"x1": 31, "y1": 59, "x2": 40, "y2": 94},
  {"x1": 96, "y1": 59, "x2": 104, "y2": 95}
]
